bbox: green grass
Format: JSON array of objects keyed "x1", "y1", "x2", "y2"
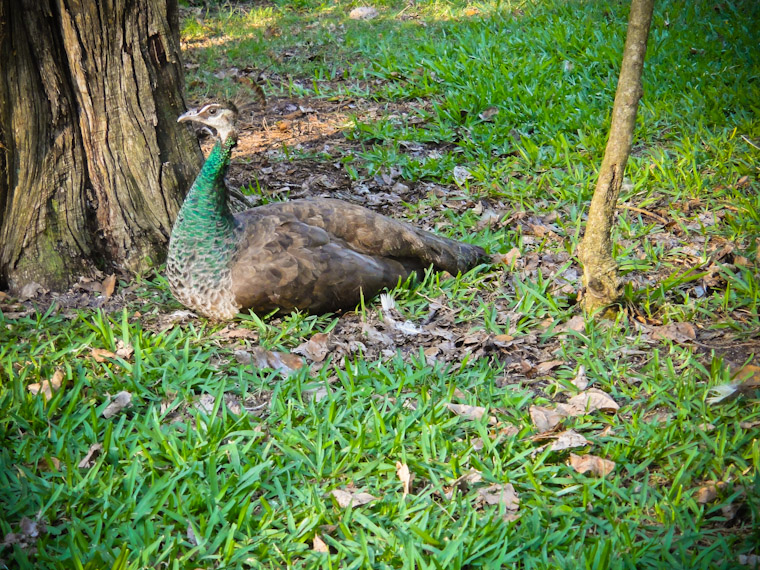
[{"x1": 2, "y1": 0, "x2": 760, "y2": 568}]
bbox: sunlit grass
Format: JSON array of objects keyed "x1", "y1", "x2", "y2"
[{"x1": 0, "y1": 0, "x2": 758, "y2": 568}]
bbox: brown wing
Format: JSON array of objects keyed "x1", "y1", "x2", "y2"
[{"x1": 229, "y1": 198, "x2": 486, "y2": 314}]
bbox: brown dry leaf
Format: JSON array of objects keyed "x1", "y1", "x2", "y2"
[
  {"x1": 560, "y1": 315, "x2": 586, "y2": 333},
  {"x1": 91, "y1": 348, "x2": 117, "y2": 362},
  {"x1": 529, "y1": 405, "x2": 564, "y2": 432},
  {"x1": 249, "y1": 347, "x2": 303, "y2": 374},
  {"x1": 330, "y1": 488, "x2": 378, "y2": 508},
  {"x1": 78, "y1": 443, "x2": 103, "y2": 469},
  {"x1": 695, "y1": 481, "x2": 728, "y2": 504},
  {"x1": 115, "y1": 340, "x2": 134, "y2": 359},
  {"x1": 2, "y1": 516, "x2": 41, "y2": 548},
  {"x1": 565, "y1": 388, "x2": 620, "y2": 414},
  {"x1": 478, "y1": 106, "x2": 499, "y2": 121},
  {"x1": 569, "y1": 453, "x2": 616, "y2": 477},
  {"x1": 498, "y1": 247, "x2": 521, "y2": 265},
  {"x1": 396, "y1": 462, "x2": 412, "y2": 496},
  {"x1": 349, "y1": 6, "x2": 378, "y2": 20},
  {"x1": 293, "y1": 333, "x2": 331, "y2": 362},
  {"x1": 740, "y1": 420, "x2": 760, "y2": 429},
  {"x1": 453, "y1": 469, "x2": 484, "y2": 488},
  {"x1": 186, "y1": 522, "x2": 198, "y2": 546},
  {"x1": 705, "y1": 364, "x2": 760, "y2": 403},
  {"x1": 550, "y1": 430, "x2": 590, "y2": 452},
  {"x1": 102, "y1": 391, "x2": 132, "y2": 419},
  {"x1": 452, "y1": 387, "x2": 469, "y2": 401},
  {"x1": 39, "y1": 457, "x2": 61, "y2": 471},
  {"x1": 101, "y1": 274, "x2": 117, "y2": 298},
  {"x1": 733, "y1": 364, "x2": 760, "y2": 384},
  {"x1": 571, "y1": 365, "x2": 588, "y2": 390},
  {"x1": 216, "y1": 326, "x2": 259, "y2": 340},
  {"x1": 313, "y1": 534, "x2": 329, "y2": 553},
  {"x1": 535, "y1": 360, "x2": 564, "y2": 375},
  {"x1": 651, "y1": 322, "x2": 696, "y2": 343},
  {"x1": 445, "y1": 403, "x2": 497, "y2": 425},
  {"x1": 491, "y1": 334, "x2": 515, "y2": 346},
  {"x1": 477, "y1": 483, "x2": 519, "y2": 511},
  {"x1": 27, "y1": 369, "x2": 64, "y2": 401}
]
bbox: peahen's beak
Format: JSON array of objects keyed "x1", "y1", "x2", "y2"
[{"x1": 177, "y1": 109, "x2": 197, "y2": 123}]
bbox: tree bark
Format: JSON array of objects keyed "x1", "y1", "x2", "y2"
[
  {"x1": 577, "y1": 0, "x2": 655, "y2": 312},
  {"x1": 0, "y1": 0, "x2": 202, "y2": 293}
]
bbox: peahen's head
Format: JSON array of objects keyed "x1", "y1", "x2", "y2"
[{"x1": 178, "y1": 101, "x2": 239, "y2": 142}]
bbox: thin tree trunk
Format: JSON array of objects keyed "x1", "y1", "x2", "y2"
[
  {"x1": 577, "y1": 0, "x2": 655, "y2": 312},
  {"x1": 0, "y1": 0, "x2": 202, "y2": 293}
]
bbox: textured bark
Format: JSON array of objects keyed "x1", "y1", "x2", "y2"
[
  {"x1": 578, "y1": 0, "x2": 655, "y2": 312},
  {"x1": 0, "y1": 0, "x2": 202, "y2": 292}
]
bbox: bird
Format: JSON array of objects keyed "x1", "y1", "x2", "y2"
[{"x1": 167, "y1": 100, "x2": 487, "y2": 320}]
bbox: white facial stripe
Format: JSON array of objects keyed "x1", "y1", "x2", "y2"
[{"x1": 197, "y1": 103, "x2": 220, "y2": 116}]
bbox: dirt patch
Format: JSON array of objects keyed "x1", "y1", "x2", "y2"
[{"x1": 189, "y1": 94, "x2": 458, "y2": 219}]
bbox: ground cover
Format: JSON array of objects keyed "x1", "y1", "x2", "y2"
[{"x1": 1, "y1": 0, "x2": 759, "y2": 568}]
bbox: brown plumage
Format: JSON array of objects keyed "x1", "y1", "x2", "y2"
[{"x1": 167, "y1": 101, "x2": 487, "y2": 320}]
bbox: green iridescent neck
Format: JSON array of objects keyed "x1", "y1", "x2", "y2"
[
  {"x1": 169, "y1": 136, "x2": 238, "y2": 271},
  {"x1": 181, "y1": 137, "x2": 236, "y2": 222}
]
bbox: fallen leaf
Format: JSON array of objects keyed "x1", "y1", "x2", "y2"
[
  {"x1": 91, "y1": 348, "x2": 116, "y2": 362},
  {"x1": 101, "y1": 274, "x2": 116, "y2": 298},
  {"x1": 216, "y1": 326, "x2": 259, "y2": 340},
  {"x1": 186, "y1": 522, "x2": 198, "y2": 546},
  {"x1": 651, "y1": 322, "x2": 696, "y2": 343},
  {"x1": 499, "y1": 424, "x2": 521, "y2": 438},
  {"x1": 560, "y1": 315, "x2": 586, "y2": 333},
  {"x1": 695, "y1": 482, "x2": 728, "y2": 504},
  {"x1": 2, "y1": 516, "x2": 42, "y2": 548},
  {"x1": 102, "y1": 391, "x2": 132, "y2": 419},
  {"x1": 293, "y1": 333, "x2": 331, "y2": 362},
  {"x1": 452, "y1": 469, "x2": 484, "y2": 488},
  {"x1": 565, "y1": 388, "x2": 620, "y2": 414},
  {"x1": 313, "y1": 534, "x2": 329, "y2": 553},
  {"x1": 452, "y1": 165, "x2": 472, "y2": 185},
  {"x1": 452, "y1": 387, "x2": 469, "y2": 401},
  {"x1": 78, "y1": 443, "x2": 103, "y2": 469},
  {"x1": 249, "y1": 347, "x2": 303, "y2": 374},
  {"x1": 499, "y1": 247, "x2": 521, "y2": 265},
  {"x1": 739, "y1": 554, "x2": 760, "y2": 566},
  {"x1": 115, "y1": 340, "x2": 133, "y2": 359},
  {"x1": 478, "y1": 106, "x2": 499, "y2": 121},
  {"x1": 349, "y1": 6, "x2": 378, "y2": 19},
  {"x1": 304, "y1": 384, "x2": 329, "y2": 403},
  {"x1": 396, "y1": 462, "x2": 412, "y2": 496},
  {"x1": 569, "y1": 453, "x2": 616, "y2": 476},
  {"x1": 477, "y1": 483, "x2": 519, "y2": 511},
  {"x1": 571, "y1": 365, "x2": 588, "y2": 390},
  {"x1": 27, "y1": 369, "x2": 64, "y2": 401},
  {"x1": 330, "y1": 489, "x2": 377, "y2": 508},
  {"x1": 529, "y1": 405, "x2": 563, "y2": 432},
  {"x1": 39, "y1": 457, "x2": 61, "y2": 471},
  {"x1": 445, "y1": 402, "x2": 497, "y2": 425},
  {"x1": 550, "y1": 430, "x2": 590, "y2": 451},
  {"x1": 535, "y1": 360, "x2": 563, "y2": 375},
  {"x1": 705, "y1": 364, "x2": 760, "y2": 404}
]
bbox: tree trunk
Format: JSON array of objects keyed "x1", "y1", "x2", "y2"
[
  {"x1": 577, "y1": 0, "x2": 655, "y2": 312},
  {"x1": 0, "y1": 0, "x2": 202, "y2": 293}
]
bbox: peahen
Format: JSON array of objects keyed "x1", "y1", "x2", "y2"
[{"x1": 167, "y1": 101, "x2": 487, "y2": 320}]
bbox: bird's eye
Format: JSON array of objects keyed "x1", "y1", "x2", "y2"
[{"x1": 208, "y1": 107, "x2": 217, "y2": 115}]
